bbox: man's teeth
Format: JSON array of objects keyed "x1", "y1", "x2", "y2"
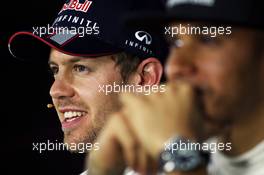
[{"x1": 64, "y1": 111, "x2": 86, "y2": 119}]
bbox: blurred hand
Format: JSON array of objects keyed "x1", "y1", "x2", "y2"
[
  {"x1": 87, "y1": 82, "x2": 209, "y2": 175},
  {"x1": 87, "y1": 113, "x2": 157, "y2": 175},
  {"x1": 120, "y1": 82, "x2": 200, "y2": 159}
]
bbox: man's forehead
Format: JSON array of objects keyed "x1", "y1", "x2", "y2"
[
  {"x1": 49, "y1": 49, "x2": 80, "y2": 61},
  {"x1": 48, "y1": 49, "x2": 92, "y2": 65},
  {"x1": 48, "y1": 49, "x2": 114, "y2": 65},
  {"x1": 48, "y1": 57, "x2": 83, "y2": 65}
]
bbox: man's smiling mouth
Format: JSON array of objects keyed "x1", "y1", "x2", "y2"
[
  {"x1": 64, "y1": 111, "x2": 87, "y2": 122},
  {"x1": 58, "y1": 108, "x2": 88, "y2": 131}
]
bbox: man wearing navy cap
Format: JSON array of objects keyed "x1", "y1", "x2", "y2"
[
  {"x1": 86, "y1": 0, "x2": 264, "y2": 174},
  {"x1": 9, "y1": 0, "x2": 166, "y2": 164}
]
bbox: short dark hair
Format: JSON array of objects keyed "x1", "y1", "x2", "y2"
[{"x1": 112, "y1": 52, "x2": 142, "y2": 82}]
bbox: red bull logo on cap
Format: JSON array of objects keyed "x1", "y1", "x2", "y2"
[{"x1": 60, "y1": 0, "x2": 93, "y2": 13}]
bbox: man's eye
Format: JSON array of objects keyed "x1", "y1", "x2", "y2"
[
  {"x1": 166, "y1": 36, "x2": 182, "y2": 48},
  {"x1": 198, "y1": 35, "x2": 219, "y2": 45},
  {"x1": 49, "y1": 66, "x2": 58, "y2": 76},
  {"x1": 73, "y1": 64, "x2": 90, "y2": 73}
]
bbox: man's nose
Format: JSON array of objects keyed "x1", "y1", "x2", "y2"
[
  {"x1": 165, "y1": 42, "x2": 197, "y2": 81},
  {"x1": 49, "y1": 77, "x2": 74, "y2": 99}
]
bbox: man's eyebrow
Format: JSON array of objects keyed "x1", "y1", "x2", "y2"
[
  {"x1": 48, "y1": 57, "x2": 84, "y2": 66},
  {"x1": 48, "y1": 60, "x2": 57, "y2": 66}
]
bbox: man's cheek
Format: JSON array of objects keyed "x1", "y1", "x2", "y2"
[{"x1": 53, "y1": 107, "x2": 63, "y2": 121}]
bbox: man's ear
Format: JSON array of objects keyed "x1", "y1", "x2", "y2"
[{"x1": 130, "y1": 58, "x2": 163, "y2": 86}]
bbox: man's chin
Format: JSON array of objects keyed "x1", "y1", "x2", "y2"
[
  {"x1": 63, "y1": 132, "x2": 99, "y2": 153},
  {"x1": 194, "y1": 102, "x2": 232, "y2": 139}
]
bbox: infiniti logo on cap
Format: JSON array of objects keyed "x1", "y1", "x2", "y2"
[{"x1": 135, "y1": 31, "x2": 152, "y2": 45}]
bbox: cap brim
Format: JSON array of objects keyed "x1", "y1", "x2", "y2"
[{"x1": 9, "y1": 31, "x2": 123, "y2": 62}]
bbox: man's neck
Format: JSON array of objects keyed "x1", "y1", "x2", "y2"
[{"x1": 221, "y1": 104, "x2": 264, "y2": 156}]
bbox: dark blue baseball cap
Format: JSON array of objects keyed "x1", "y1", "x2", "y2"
[
  {"x1": 9, "y1": 0, "x2": 166, "y2": 61},
  {"x1": 126, "y1": 0, "x2": 264, "y2": 30}
]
